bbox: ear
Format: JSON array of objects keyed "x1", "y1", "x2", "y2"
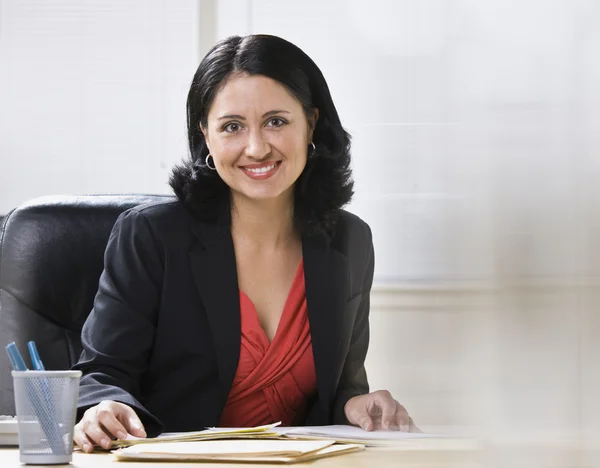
[
  {"x1": 307, "y1": 108, "x2": 319, "y2": 141},
  {"x1": 199, "y1": 123, "x2": 210, "y2": 151}
]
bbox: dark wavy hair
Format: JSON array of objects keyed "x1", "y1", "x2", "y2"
[{"x1": 169, "y1": 34, "x2": 353, "y2": 235}]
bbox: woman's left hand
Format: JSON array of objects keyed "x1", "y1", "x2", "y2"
[{"x1": 344, "y1": 390, "x2": 419, "y2": 432}]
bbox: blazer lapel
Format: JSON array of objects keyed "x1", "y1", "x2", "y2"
[
  {"x1": 189, "y1": 218, "x2": 241, "y2": 403},
  {"x1": 302, "y1": 231, "x2": 352, "y2": 409},
  {"x1": 187, "y1": 214, "x2": 352, "y2": 419}
]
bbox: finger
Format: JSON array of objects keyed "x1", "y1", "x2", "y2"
[
  {"x1": 408, "y1": 417, "x2": 422, "y2": 433},
  {"x1": 357, "y1": 414, "x2": 374, "y2": 432},
  {"x1": 376, "y1": 393, "x2": 398, "y2": 430},
  {"x1": 73, "y1": 424, "x2": 95, "y2": 453},
  {"x1": 96, "y1": 406, "x2": 128, "y2": 440},
  {"x1": 119, "y1": 404, "x2": 147, "y2": 438},
  {"x1": 81, "y1": 420, "x2": 112, "y2": 450},
  {"x1": 394, "y1": 402, "x2": 410, "y2": 432},
  {"x1": 345, "y1": 402, "x2": 374, "y2": 431}
]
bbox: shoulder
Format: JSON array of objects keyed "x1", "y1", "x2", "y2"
[
  {"x1": 331, "y1": 209, "x2": 373, "y2": 248},
  {"x1": 329, "y1": 209, "x2": 374, "y2": 291},
  {"x1": 127, "y1": 198, "x2": 189, "y2": 223},
  {"x1": 115, "y1": 198, "x2": 194, "y2": 243},
  {"x1": 329, "y1": 209, "x2": 373, "y2": 269}
]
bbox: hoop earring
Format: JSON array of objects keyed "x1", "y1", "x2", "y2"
[
  {"x1": 309, "y1": 141, "x2": 316, "y2": 158},
  {"x1": 205, "y1": 154, "x2": 216, "y2": 170}
]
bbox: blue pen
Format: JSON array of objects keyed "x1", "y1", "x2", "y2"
[
  {"x1": 5, "y1": 342, "x2": 66, "y2": 456},
  {"x1": 6, "y1": 346, "x2": 21, "y2": 371},
  {"x1": 27, "y1": 342, "x2": 45, "y2": 371},
  {"x1": 27, "y1": 341, "x2": 63, "y2": 450},
  {"x1": 27, "y1": 342, "x2": 53, "y2": 420},
  {"x1": 26, "y1": 342, "x2": 56, "y2": 433},
  {"x1": 6, "y1": 343, "x2": 28, "y2": 371}
]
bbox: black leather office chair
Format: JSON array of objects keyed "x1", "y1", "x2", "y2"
[{"x1": 0, "y1": 194, "x2": 174, "y2": 415}]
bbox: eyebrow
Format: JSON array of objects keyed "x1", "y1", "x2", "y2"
[{"x1": 217, "y1": 110, "x2": 291, "y2": 120}]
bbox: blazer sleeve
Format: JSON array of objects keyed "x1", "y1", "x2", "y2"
[
  {"x1": 332, "y1": 224, "x2": 374, "y2": 424},
  {"x1": 72, "y1": 208, "x2": 164, "y2": 436}
]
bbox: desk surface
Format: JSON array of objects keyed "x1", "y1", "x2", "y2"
[
  {"x1": 0, "y1": 444, "x2": 480, "y2": 468},
  {"x1": 2, "y1": 440, "x2": 598, "y2": 467}
]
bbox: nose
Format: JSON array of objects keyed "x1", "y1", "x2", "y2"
[{"x1": 244, "y1": 128, "x2": 270, "y2": 160}]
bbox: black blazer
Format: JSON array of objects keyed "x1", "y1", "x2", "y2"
[{"x1": 74, "y1": 200, "x2": 374, "y2": 437}]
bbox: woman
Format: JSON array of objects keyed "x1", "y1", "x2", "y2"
[{"x1": 73, "y1": 34, "x2": 416, "y2": 453}]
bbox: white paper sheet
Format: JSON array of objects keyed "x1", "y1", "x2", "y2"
[{"x1": 276, "y1": 425, "x2": 446, "y2": 442}]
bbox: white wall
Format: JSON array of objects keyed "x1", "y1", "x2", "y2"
[{"x1": 0, "y1": 0, "x2": 201, "y2": 214}]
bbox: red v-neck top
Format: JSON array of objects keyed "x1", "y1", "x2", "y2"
[{"x1": 219, "y1": 260, "x2": 317, "y2": 427}]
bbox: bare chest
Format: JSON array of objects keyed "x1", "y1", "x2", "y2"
[{"x1": 235, "y1": 248, "x2": 302, "y2": 342}]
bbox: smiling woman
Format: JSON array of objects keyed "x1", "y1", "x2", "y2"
[
  {"x1": 171, "y1": 34, "x2": 353, "y2": 235},
  {"x1": 71, "y1": 34, "x2": 417, "y2": 454}
]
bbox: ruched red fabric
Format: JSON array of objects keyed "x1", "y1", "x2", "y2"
[{"x1": 219, "y1": 260, "x2": 317, "y2": 427}]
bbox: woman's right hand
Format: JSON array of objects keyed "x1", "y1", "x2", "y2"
[{"x1": 73, "y1": 400, "x2": 147, "y2": 453}]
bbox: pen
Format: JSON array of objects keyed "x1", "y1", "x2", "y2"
[
  {"x1": 26, "y1": 342, "x2": 59, "y2": 446},
  {"x1": 5, "y1": 343, "x2": 27, "y2": 371},
  {"x1": 27, "y1": 341, "x2": 45, "y2": 371}
]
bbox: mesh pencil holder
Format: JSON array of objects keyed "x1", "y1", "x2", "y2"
[{"x1": 12, "y1": 370, "x2": 81, "y2": 465}]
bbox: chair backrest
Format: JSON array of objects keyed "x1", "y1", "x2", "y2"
[{"x1": 0, "y1": 194, "x2": 174, "y2": 415}]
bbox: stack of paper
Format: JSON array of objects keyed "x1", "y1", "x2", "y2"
[
  {"x1": 113, "y1": 439, "x2": 363, "y2": 463},
  {"x1": 110, "y1": 422, "x2": 282, "y2": 449},
  {"x1": 276, "y1": 425, "x2": 444, "y2": 446},
  {"x1": 108, "y1": 422, "x2": 472, "y2": 463},
  {"x1": 277, "y1": 425, "x2": 480, "y2": 452}
]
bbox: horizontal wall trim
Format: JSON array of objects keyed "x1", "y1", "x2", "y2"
[
  {"x1": 370, "y1": 278, "x2": 600, "y2": 311},
  {"x1": 372, "y1": 277, "x2": 600, "y2": 292}
]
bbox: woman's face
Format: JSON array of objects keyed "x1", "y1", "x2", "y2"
[{"x1": 202, "y1": 74, "x2": 317, "y2": 203}]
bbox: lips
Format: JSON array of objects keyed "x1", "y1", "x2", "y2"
[
  {"x1": 243, "y1": 162, "x2": 278, "y2": 173},
  {"x1": 240, "y1": 161, "x2": 281, "y2": 180}
]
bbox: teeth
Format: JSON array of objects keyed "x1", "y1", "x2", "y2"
[{"x1": 245, "y1": 163, "x2": 276, "y2": 174}]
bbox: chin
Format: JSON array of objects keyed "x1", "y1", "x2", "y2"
[
  {"x1": 237, "y1": 186, "x2": 292, "y2": 202},
  {"x1": 245, "y1": 191, "x2": 285, "y2": 201}
]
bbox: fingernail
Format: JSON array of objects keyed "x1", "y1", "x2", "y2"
[
  {"x1": 83, "y1": 443, "x2": 92, "y2": 452},
  {"x1": 117, "y1": 431, "x2": 127, "y2": 440},
  {"x1": 382, "y1": 421, "x2": 389, "y2": 430},
  {"x1": 401, "y1": 425, "x2": 409, "y2": 432},
  {"x1": 101, "y1": 438, "x2": 110, "y2": 449}
]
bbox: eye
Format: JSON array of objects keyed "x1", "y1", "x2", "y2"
[
  {"x1": 266, "y1": 117, "x2": 286, "y2": 128},
  {"x1": 223, "y1": 122, "x2": 242, "y2": 133}
]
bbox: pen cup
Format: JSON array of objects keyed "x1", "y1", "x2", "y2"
[{"x1": 12, "y1": 370, "x2": 81, "y2": 465}]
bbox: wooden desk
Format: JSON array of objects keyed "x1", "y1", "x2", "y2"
[
  {"x1": 0, "y1": 444, "x2": 480, "y2": 467},
  {"x1": 5, "y1": 439, "x2": 596, "y2": 467}
]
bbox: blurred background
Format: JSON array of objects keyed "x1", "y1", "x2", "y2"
[{"x1": 1, "y1": 0, "x2": 598, "y2": 463}]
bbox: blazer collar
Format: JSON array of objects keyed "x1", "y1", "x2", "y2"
[
  {"x1": 189, "y1": 217, "x2": 351, "y2": 410},
  {"x1": 189, "y1": 217, "x2": 240, "y2": 403},
  {"x1": 189, "y1": 201, "x2": 231, "y2": 249}
]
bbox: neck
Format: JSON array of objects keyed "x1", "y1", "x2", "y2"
[{"x1": 230, "y1": 191, "x2": 297, "y2": 251}]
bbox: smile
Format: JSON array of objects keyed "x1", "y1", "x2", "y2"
[{"x1": 240, "y1": 161, "x2": 281, "y2": 180}]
